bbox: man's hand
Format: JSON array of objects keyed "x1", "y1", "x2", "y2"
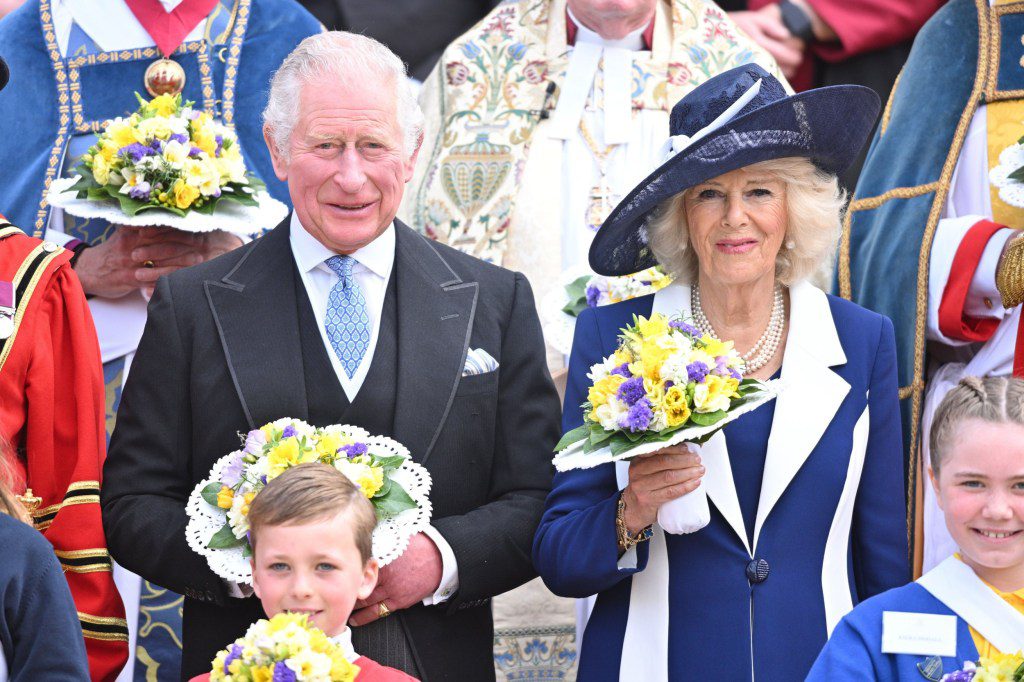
[
  {"x1": 349, "y1": 532, "x2": 444, "y2": 626},
  {"x1": 729, "y1": 6, "x2": 806, "y2": 79},
  {"x1": 75, "y1": 226, "x2": 244, "y2": 298}
]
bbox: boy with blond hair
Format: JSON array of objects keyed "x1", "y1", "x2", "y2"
[{"x1": 191, "y1": 463, "x2": 418, "y2": 681}]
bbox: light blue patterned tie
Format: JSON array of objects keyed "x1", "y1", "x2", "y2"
[{"x1": 324, "y1": 255, "x2": 370, "y2": 379}]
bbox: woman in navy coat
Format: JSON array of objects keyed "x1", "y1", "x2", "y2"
[{"x1": 532, "y1": 64, "x2": 909, "y2": 681}]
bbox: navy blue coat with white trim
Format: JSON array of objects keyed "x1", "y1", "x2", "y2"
[{"x1": 532, "y1": 282, "x2": 909, "y2": 681}]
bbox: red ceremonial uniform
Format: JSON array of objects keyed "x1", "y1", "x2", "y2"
[{"x1": 0, "y1": 218, "x2": 128, "y2": 681}]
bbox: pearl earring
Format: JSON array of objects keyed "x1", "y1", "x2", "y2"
[{"x1": 785, "y1": 240, "x2": 795, "y2": 250}]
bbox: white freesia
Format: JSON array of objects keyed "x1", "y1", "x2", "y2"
[{"x1": 162, "y1": 139, "x2": 190, "y2": 167}]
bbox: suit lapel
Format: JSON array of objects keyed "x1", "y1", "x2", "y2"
[
  {"x1": 752, "y1": 281, "x2": 849, "y2": 550},
  {"x1": 654, "y1": 283, "x2": 751, "y2": 554},
  {"x1": 392, "y1": 222, "x2": 477, "y2": 464},
  {"x1": 205, "y1": 218, "x2": 309, "y2": 430}
]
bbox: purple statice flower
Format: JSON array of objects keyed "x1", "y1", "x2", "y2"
[
  {"x1": 620, "y1": 398, "x2": 653, "y2": 432},
  {"x1": 223, "y1": 643, "x2": 242, "y2": 674},
  {"x1": 150, "y1": 138, "x2": 164, "y2": 151},
  {"x1": 220, "y1": 452, "x2": 245, "y2": 487},
  {"x1": 260, "y1": 475, "x2": 267, "y2": 485},
  {"x1": 664, "y1": 380, "x2": 674, "y2": 388},
  {"x1": 188, "y1": 146, "x2": 203, "y2": 158},
  {"x1": 686, "y1": 361, "x2": 709, "y2": 384},
  {"x1": 169, "y1": 133, "x2": 188, "y2": 144},
  {"x1": 120, "y1": 142, "x2": 156, "y2": 163},
  {"x1": 243, "y1": 429, "x2": 266, "y2": 456},
  {"x1": 941, "y1": 671, "x2": 975, "y2": 682},
  {"x1": 272, "y1": 662, "x2": 297, "y2": 682},
  {"x1": 670, "y1": 320, "x2": 701, "y2": 337},
  {"x1": 728, "y1": 367, "x2": 742, "y2": 380},
  {"x1": 585, "y1": 284, "x2": 601, "y2": 308},
  {"x1": 215, "y1": 134, "x2": 224, "y2": 154},
  {"x1": 610, "y1": 362, "x2": 631, "y2": 378},
  {"x1": 127, "y1": 181, "x2": 152, "y2": 201},
  {"x1": 616, "y1": 376, "x2": 646, "y2": 406},
  {"x1": 339, "y1": 442, "x2": 368, "y2": 458},
  {"x1": 281, "y1": 424, "x2": 297, "y2": 439}
]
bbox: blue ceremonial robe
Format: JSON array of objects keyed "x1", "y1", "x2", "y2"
[
  {"x1": 0, "y1": 0, "x2": 321, "y2": 239},
  {"x1": 839, "y1": 0, "x2": 1024, "y2": 485},
  {"x1": 533, "y1": 283, "x2": 908, "y2": 681},
  {"x1": 808, "y1": 583, "x2": 980, "y2": 680}
]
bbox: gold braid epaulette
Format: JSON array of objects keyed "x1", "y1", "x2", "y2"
[{"x1": 996, "y1": 232, "x2": 1024, "y2": 308}]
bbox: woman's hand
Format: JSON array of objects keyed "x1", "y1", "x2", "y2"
[{"x1": 620, "y1": 446, "x2": 704, "y2": 535}]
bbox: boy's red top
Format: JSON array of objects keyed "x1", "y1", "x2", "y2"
[{"x1": 0, "y1": 218, "x2": 128, "y2": 681}]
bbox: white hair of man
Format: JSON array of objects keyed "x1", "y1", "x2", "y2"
[{"x1": 263, "y1": 31, "x2": 424, "y2": 160}]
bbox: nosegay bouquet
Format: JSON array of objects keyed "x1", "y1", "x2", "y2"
[
  {"x1": 553, "y1": 312, "x2": 780, "y2": 533},
  {"x1": 209, "y1": 612, "x2": 357, "y2": 682},
  {"x1": 543, "y1": 266, "x2": 674, "y2": 355},
  {"x1": 185, "y1": 418, "x2": 432, "y2": 584},
  {"x1": 46, "y1": 93, "x2": 286, "y2": 234},
  {"x1": 941, "y1": 653, "x2": 1024, "y2": 681}
]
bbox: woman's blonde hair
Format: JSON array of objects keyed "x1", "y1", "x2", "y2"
[
  {"x1": 0, "y1": 437, "x2": 31, "y2": 525},
  {"x1": 646, "y1": 157, "x2": 845, "y2": 285},
  {"x1": 929, "y1": 376, "x2": 1024, "y2": 472}
]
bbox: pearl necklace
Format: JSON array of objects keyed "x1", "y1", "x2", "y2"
[{"x1": 691, "y1": 282, "x2": 785, "y2": 375}]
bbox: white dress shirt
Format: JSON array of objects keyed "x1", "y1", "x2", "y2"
[{"x1": 289, "y1": 213, "x2": 459, "y2": 605}]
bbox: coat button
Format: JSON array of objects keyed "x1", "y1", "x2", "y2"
[{"x1": 746, "y1": 558, "x2": 770, "y2": 584}]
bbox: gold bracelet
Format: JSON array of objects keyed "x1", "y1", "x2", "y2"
[
  {"x1": 996, "y1": 232, "x2": 1024, "y2": 309},
  {"x1": 616, "y1": 494, "x2": 653, "y2": 552}
]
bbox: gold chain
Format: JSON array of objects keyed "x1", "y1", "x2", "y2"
[{"x1": 996, "y1": 231, "x2": 1024, "y2": 309}]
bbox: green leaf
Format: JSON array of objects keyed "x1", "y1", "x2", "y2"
[
  {"x1": 373, "y1": 483, "x2": 417, "y2": 519},
  {"x1": 68, "y1": 173, "x2": 96, "y2": 193},
  {"x1": 1009, "y1": 166, "x2": 1024, "y2": 183},
  {"x1": 375, "y1": 477, "x2": 393, "y2": 498},
  {"x1": 242, "y1": 543, "x2": 252, "y2": 559},
  {"x1": 553, "y1": 424, "x2": 590, "y2": 452},
  {"x1": 690, "y1": 410, "x2": 728, "y2": 427},
  {"x1": 200, "y1": 482, "x2": 223, "y2": 507},
  {"x1": 561, "y1": 275, "x2": 592, "y2": 317},
  {"x1": 587, "y1": 423, "x2": 615, "y2": 447},
  {"x1": 370, "y1": 455, "x2": 407, "y2": 470},
  {"x1": 207, "y1": 523, "x2": 244, "y2": 549}
]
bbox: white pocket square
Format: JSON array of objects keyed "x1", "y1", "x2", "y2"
[{"x1": 463, "y1": 347, "x2": 499, "y2": 376}]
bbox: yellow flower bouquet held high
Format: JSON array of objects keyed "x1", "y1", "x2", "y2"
[
  {"x1": 45, "y1": 93, "x2": 287, "y2": 235},
  {"x1": 209, "y1": 612, "x2": 358, "y2": 682},
  {"x1": 185, "y1": 418, "x2": 432, "y2": 584},
  {"x1": 553, "y1": 312, "x2": 780, "y2": 533},
  {"x1": 940, "y1": 651, "x2": 1024, "y2": 681}
]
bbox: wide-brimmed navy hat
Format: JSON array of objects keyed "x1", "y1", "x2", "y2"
[
  {"x1": 0, "y1": 57, "x2": 7, "y2": 92},
  {"x1": 589, "y1": 63, "x2": 880, "y2": 276}
]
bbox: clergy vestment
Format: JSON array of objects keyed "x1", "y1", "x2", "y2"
[
  {"x1": 0, "y1": 220, "x2": 127, "y2": 681},
  {"x1": 839, "y1": 0, "x2": 1024, "y2": 573},
  {"x1": 400, "y1": 0, "x2": 784, "y2": 366}
]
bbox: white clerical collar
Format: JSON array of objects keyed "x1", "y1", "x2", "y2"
[
  {"x1": 289, "y1": 211, "x2": 395, "y2": 281},
  {"x1": 328, "y1": 628, "x2": 360, "y2": 664},
  {"x1": 54, "y1": 0, "x2": 199, "y2": 56},
  {"x1": 567, "y1": 7, "x2": 646, "y2": 51}
]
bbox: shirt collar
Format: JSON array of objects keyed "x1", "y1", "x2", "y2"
[
  {"x1": 565, "y1": 7, "x2": 653, "y2": 51},
  {"x1": 289, "y1": 211, "x2": 395, "y2": 280},
  {"x1": 327, "y1": 627, "x2": 359, "y2": 663}
]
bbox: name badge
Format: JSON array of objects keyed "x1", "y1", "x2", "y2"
[{"x1": 881, "y1": 612, "x2": 957, "y2": 657}]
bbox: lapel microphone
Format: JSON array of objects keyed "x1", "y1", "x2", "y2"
[{"x1": 538, "y1": 81, "x2": 556, "y2": 120}]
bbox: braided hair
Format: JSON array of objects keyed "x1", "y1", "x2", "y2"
[{"x1": 929, "y1": 376, "x2": 1024, "y2": 473}]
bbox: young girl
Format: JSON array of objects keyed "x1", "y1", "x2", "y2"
[
  {"x1": 0, "y1": 441, "x2": 90, "y2": 680},
  {"x1": 808, "y1": 376, "x2": 1024, "y2": 679}
]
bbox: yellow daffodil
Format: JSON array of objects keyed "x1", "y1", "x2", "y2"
[
  {"x1": 335, "y1": 459, "x2": 385, "y2": 498},
  {"x1": 266, "y1": 436, "x2": 316, "y2": 478},
  {"x1": 973, "y1": 652, "x2": 1024, "y2": 680},
  {"x1": 644, "y1": 377, "x2": 666, "y2": 407},
  {"x1": 636, "y1": 313, "x2": 669, "y2": 339},
  {"x1": 172, "y1": 178, "x2": 200, "y2": 209},
  {"x1": 105, "y1": 119, "x2": 138, "y2": 148},
  {"x1": 216, "y1": 486, "x2": 234, "y2": 510},
  {"x1": 663, "y1": 385, "x2": 692, "y2": 427},
  {"x1": 91, "y1": 153, "x2": 110, "y2": 186},
  {"x1": 148, "y1": 93, "x2": 179, "y2": 117},
  {"x1": 693, "y1": 374, "x2": 736, "y2": 413},
  {"x1": 315, "y1": 431, "x2": 350, "y2": 461},
  {"x1": 587, "y1": 374, "x2": 625, "y2": 409}
]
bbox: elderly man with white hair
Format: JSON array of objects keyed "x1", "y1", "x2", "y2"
[{"x1": 101, "y1": 31, "x2": 561, "y2": 681}]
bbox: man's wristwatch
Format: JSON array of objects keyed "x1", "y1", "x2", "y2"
[
  {"x1": 778, "y1": 0, "x2": 815, "y2": 42},
  {"x1": 616, "y1": 494, "x2": 653, "y2": 552}
]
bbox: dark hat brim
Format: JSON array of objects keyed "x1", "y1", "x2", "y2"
[
  {"x1": 588, "y1": 84, "x2": 880, "y2": 276},
  {"x1": 0, "y1": 56, "x2": 8, "y2": 92}
]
